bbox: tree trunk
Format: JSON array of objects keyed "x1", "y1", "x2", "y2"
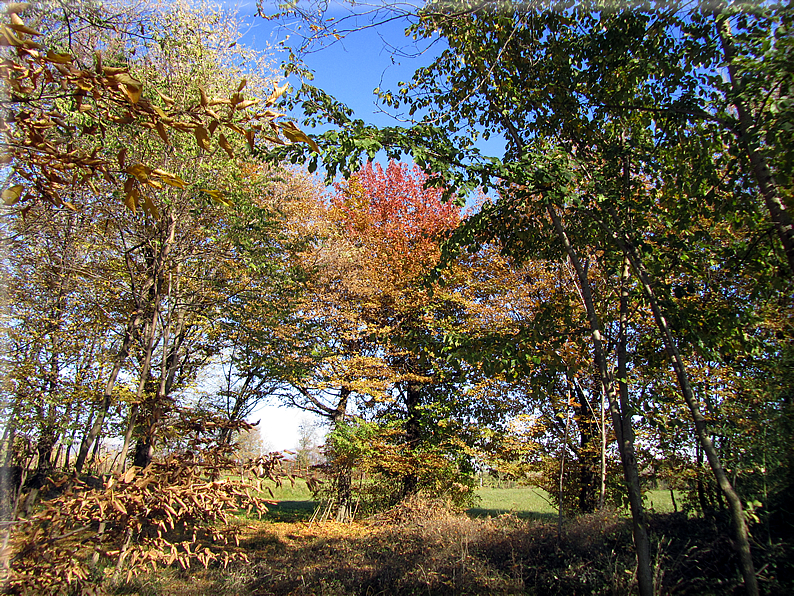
[
  {"x1": 548, "y1": 203, "x2": 655, "y2": 596},
  {"x1": 615, "y1": 255, "x2": 656, "y2": 596},
  {"x1": 117, "y1": 306, "x2": 160, "y2": 472},
  {"x1": 332, "y1": 387, "x2": 354, "y2": 521},
  {"x1": 558, "y1": 392, "x2": 570, "y2": 541},
  {"x1": 402, "y1": 381, "x2": 422, "y2": 498},
  {"x1": 28, "y1": 423, "x2": 57, "y2": 490},
  {"x1": 573, "y1": 381, "x2": 599, "y2": 514},
  {"x1": 75, "y1": 312, "x2": 140, "y2": 473},
  {"x1": 610, "y1": 225, "x2": 758, "y2": 596},
  {"x1": 717, "y1": 14, "x2": 794, "y2": 278}
]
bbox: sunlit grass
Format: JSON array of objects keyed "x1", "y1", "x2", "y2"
[
  {"x1": 645, "y1": 488, "x2": 682, "y2": 513},
  {"x1": 253, "y1": 478, "x2": 681, "y2": 522},
  {"x1": 259, "y1": 478, "x2": 318, "y2": 522},
  {"x1": 468, "y1": 486, "x2": 557, "y2": 519},
  {"x1": 469, "y1": 486, "x2": 682, "y2": 518},
  {"x1": 262, "y1": 478, "x2": 315, "y2": 501}
]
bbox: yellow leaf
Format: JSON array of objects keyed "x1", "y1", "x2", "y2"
[
  {"x1": 125, "y1": 163, "x2": 151, "y2": 182},
  {"x1": 111, "y1": 499, "x2": 127, "y2": 516},
  {"x1": 223, "y1": 122, "x2": 244, "y2": 135},
  {"x1": 142, "y1": 194, "x2": 160, "y2": 219},
  {"x1": 123, "y1": 177, "x2": 138, "y2": 213},
  {"x1": 200, "y1": 188, "x2": 233, "y2": 207},
  {"x1": 122, "y1": 84, "x2": 141, "y2": 104},
  {"x1": 152, "y1": 169, "x2": 186, "y2": 189},
  {"x1": 1, "y1": 25, "x2": 24, "y2": 47},
  {"x1": 280, "y1": 122, "x2": 319, "y2": 153},
  {"x1": 2, "y1": 184, "x2": 24, "y2": 205},
  {"x1": 153, "y1": 105, "x2": 172, "y2": 122},
  {"x1": 199, "y1": 86, "x2": 209, "y2": 107},
  {"x1": 45, "y1": 50, "x2": 74, "y2": 64},
  {"x1": 266, "y1": 82, "x2": 289, "y2": 106},
  {"x1": 155, "y1": 120, "x2": 170, "y2": 144},
  {"x1": 146, "y1": 178, "x2": 163, "y2": 189},
  {"x1": 8, "y1": 14, "x2": 40, "y2": 36},
  {"x1": 75, "y1": 77, "x2": 94, "y2": 92},
  {"x1": 170, "y1": 121, "x2": 195, "y2": 132},
  {"x1": 108, "y1": 72, "x2": 142, "y2": 90},
  {"x1": 194, "y1": 126, "x2": 211, "y2": 151},
  {"x1": 237, "y1": 78, "x2": 247, "y2": 92},
  {"x1": 218, "y1": 133, "x2": 234, "y2": 158},
  {"x1": 237, "y1": 99, "x2": 260, "y2": 110},
  {"x1": 121, "y1": 467, "x2": 137, "y2": 484},
  {"x1": 103, "y1": 66, "x2": 128, "y2": 76},
  {"x1": 4, "y1": 4, "x2": 30, "y2": 14},
  {"x1": 155, "y1": 88, "x2": 175, "y2": 106}
]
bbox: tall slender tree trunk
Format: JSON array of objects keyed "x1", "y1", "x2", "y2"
[
  {"x1": 607, "y1": 223, "x2": 758, "y2": 596},
  {"x1": 558, "y1": 388, "x2": 570, "y2": 541},
  {"x1": 119, "y1": 214, "x2": 176, "y2": 472},
  {"x1": 75, "y1": 312, "x2": 140, "y2": 474},
  {"x1": 548, "y1": 203, "x2": 655, "y2": 596},
  {"x1": 332, "y1": 387, "x2": 353, "y2": 522},
  {"x1": 599, "y1": 383, "x2": 607, "y2": 510},
  {"x1": 573, "y1": 381, "x2": 599, "y2": 514},
  {"x1": 717, "y1": 14, "x2": 794, "y2": 278},
  {"x1": 402, "y1": 381, "x2": 422, "y2": 498},
  {"x1": 117, "y1": 306, "x2": 159, "y2": 473}
]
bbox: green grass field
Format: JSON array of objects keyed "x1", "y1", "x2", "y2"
[
  {"x1": 258, "y1": 479, "x2": 680, "y2": 522},
  {"x1": 644, "y1": 487, "x2": 681, "y2": 513},
  {"x1": 469, "y1": 486, "x2": 557, "y2": 519},
  {"x1": 260, "y1": 479, "x2": 318, "y2": 522}
]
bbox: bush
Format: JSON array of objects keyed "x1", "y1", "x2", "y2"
[{"x1": 315, "y1": 420, "x2": 477, "y2": 518}]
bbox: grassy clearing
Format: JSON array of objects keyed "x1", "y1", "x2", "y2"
[
  {"x1": 469, "y1": 486, "x2": 556, "y2": 519},
  {"x1": 258, "y1": 482, "x2": 680, "y2": 523},
  {"x1": 644, "y1": 487, "x2": 681, "y2": 513},
  {"x1": 259, "y1": 478, "x2": 317, "y2": 522},
  {"x1": 108, "y1": 496, "x2": 785, "y2": 596},
  {"x1": 263, "y1": 478, "x2": 315, "y2": 501},
  {"x1": 470, "y1": 486, "x2": 681, "y2": 518}
]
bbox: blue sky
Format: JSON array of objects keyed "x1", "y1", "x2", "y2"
[{"x1": 222, "y1": 2, "x2": 437, "y2": 127}]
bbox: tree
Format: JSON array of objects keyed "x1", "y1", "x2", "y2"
[
  {"x1": 0, "y1": 1, "x2": 317, "y2": 215},
  {"x1": 267, "y1": 2, "x2": 794, "y2": 593}
]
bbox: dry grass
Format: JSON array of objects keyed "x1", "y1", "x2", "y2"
[{"x1": 19, "y1": 496, "x2": 789, "y2": 596}]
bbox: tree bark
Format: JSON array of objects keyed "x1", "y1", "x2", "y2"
[
  {"x1": 547, "y1": 203, "x2": 655, "y2": 596},
  {"x1": 75, "y1": 312, "x2": 140, "y2": 474},
  {"x1": 717, "y1": 14, "x2": 794, "y2": 278},
  {"x1": 402, "y1": 381, "x2": 423, "y2": 498},
  {"x1": 117, "y1": 306, "x2": 159, "y2": 472},
  {"x1": 608, "y1": 223, "x2": 758, "y2": 596},
  {"x1": 572, "y1": 381, "x2": 599, "y2": 514}
]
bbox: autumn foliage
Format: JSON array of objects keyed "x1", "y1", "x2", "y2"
[{"x1": 331, "y1": 160, "x2": 460, "y2": 281}]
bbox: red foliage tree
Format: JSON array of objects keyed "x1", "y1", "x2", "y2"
[{"x1": 331, "y1": 160, "x2": 461, "y2": 283}]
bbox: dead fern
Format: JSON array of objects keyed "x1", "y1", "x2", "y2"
[{"x1": 2, "y1": 448, "x2": 287, "y2": 595}]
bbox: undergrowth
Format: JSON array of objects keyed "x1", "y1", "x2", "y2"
[{"x1": 103, "y1": 496, "x2": 793, "y2": 596}]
